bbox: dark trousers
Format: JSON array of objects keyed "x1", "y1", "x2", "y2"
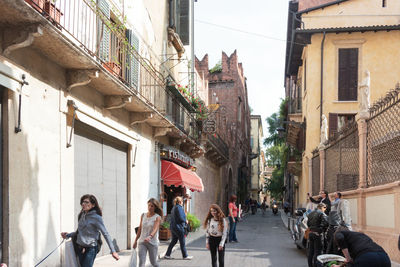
[
  {"x1": 326, "y1": 225, "x2": 339, "y2": 254},
  {"x1": 209, "y1": 236, "x2": 225, "y2": 267},
  {"x1": 308, "y1": 232, "x2": 322, "y2": 267},
  {"x1": 165, "y1": 228, "x2": 188, "y2": 258},
  {"x1": 228, "y1": 217, "x2": 237, "y2": 242},
  {"x1": 354, "y1": 251, "x2": 391, "y2": 267},
  {"x1": 77, "y1": 246, "x2": 98, "y2": 267}
]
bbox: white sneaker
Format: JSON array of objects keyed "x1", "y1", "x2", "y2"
[
  {"x1": 183, "y1": 256, "x2": 193, "y2": 260},
  {"x1": 163, "y1": 255, "x2": 171, "y2": 259}
]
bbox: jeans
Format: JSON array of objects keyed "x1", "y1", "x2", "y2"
[
  {"x1": 308, "y1": 232, "x2": 322, "y2": 267},
  {"x1": 209, "y1": 236, "x2": 225, "y2": 267},
  {"x1": 77, "y1": 246, "x2": 98, "y2": 267},
  {"x1": 354, "y1": 251, "x2": 391, "y2": 267},
  {"x1": 165, "y1": 228, "x2": 188, "y2": 258},
  {"x1": 228, "y1": 217, "x2": 237, "y2": 242},
  {"x1": 138, "y1": 242, "x2": 159, "y2": 267}
]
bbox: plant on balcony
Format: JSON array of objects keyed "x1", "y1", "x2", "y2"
[
  {"x1": 177, "y1": 85, "x2": 208, "y2": 120},
  {"x1": 44, "y1": 0, "x2": 62, "y2": 25}
]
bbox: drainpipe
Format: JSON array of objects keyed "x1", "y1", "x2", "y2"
[
  {"x1": 190, "y1": 0, "x2": 195, "y2": 95},
  {"x1": 320, "y1": 31, "x2": 326, "y2": 127}
]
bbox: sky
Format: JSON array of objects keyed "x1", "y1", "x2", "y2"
[{"x1": 194, "y1": 0, "x2": 289, "y2": 143}]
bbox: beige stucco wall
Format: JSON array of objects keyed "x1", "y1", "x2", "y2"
[
  {"x1": 302, "y1": 0, "x2": 400, "y2": 29},
  {"x1": 366, "y1": 194, "x2": 395, "y2": 228},
  {"x1": 299, "y1": 29, "x2": 400, "y2": 205}
]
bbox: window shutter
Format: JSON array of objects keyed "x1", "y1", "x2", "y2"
[
  {"x1": 349, "y1": 48, "x2": 358, "y2": 100},
  {"x1": 338, "y1": 48, "x2": 358, "y2": 101},
  {"x1": 125, "y1": 29, "x2": 139, "y2": 89},
  {"x1": 178, "y1": 0, "x2": 189, "y2": 45},
  {"x1": 329, "y1": 113, "x2": 338, "y2": 138},
  {"x1": 97, "y1": 0, "x2": 110, "y2": 62}
]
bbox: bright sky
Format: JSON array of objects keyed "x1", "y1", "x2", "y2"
[{"x1": 194, "y1": 0, "x2": 289, "y2": 144}]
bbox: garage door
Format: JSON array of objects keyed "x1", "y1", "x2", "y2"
[{"x1": 74, "y1": 121, "x2": 128, "y2": 255}]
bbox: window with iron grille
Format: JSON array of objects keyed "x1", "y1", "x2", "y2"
[
  {"x1": 329, "y1": 113, "x2": 355, "y2": 138},
  {"x1": 338, "y1": 48, "x2": 358, "y2": 101}
]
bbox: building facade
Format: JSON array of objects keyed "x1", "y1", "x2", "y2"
[
  {"x1": 285, "y1": 0, "x2": 400, "y2": 262},
  {"x1": 0, "y1": 0, "x2": 207, "y2": 265},
  {"x1": 250, "y1": 115, "x2": 263, "y2": 201},
  {"x1": 196, "y1": 51, "x2": 252, "y2": 211}
]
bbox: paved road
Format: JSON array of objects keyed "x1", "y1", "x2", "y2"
[{"x1": 159, "y1": 209, "x2": 308, "y2": 267}]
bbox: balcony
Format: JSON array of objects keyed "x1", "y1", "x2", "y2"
[
  {"x1": 1, "y1": 0, "x2": 203, "y2": 155},
  {"x1": 204, "y1": 133, "x2": 229, "y2": 166}
]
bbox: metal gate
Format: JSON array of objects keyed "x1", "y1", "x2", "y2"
[{"x1": 74, "y1": 121, "x2": 128, "y2": 255}]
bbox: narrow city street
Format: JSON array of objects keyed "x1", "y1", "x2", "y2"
[{"x1": 160, "y1": 210, "x2": 307, "y2": 267}]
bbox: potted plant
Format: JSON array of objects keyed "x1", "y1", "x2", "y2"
[
  {"x1": 102, "y1": 62, "x2": 122, "y2": 77},
  {"x1": 159, "y1": 221, "x2": 171, "y2": 240},
  {"x1": 25, "y1": 0, "x2": 45, "y2": 13},
  {"x1": 44, "y1": 0, "x2": 62, "y2": 24},
  {"x1": 186, "y1": 213, "x2": 201, "y2": 232}
]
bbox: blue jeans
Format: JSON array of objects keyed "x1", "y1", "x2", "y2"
[
  {"x1": 228, "y1": 217, "x2": 237, "y2": 242},
  {"x1": 77, "y1": 246, "x2": 98, "y2": 267},
  {"x1": 165, "y1": 228, "x2": 188, "y2": 258},
  {"x1": 354, "y1": 251, "x2": 391, "y2": 267}
]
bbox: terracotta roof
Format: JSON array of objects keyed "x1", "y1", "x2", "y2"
[{"x1": 298, "y1": 0, "x2": 350, "y2": 14}]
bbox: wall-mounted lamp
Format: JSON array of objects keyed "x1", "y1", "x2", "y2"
[
  {"x1": 191, "y1": 166, "x2": 197, "y2": 172},
  {"x1": 160, "y1": 150, "x2": 167, "y2": 157}
]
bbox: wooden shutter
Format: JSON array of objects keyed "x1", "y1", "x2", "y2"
[
  {"x1": 338, "y1": 48, "x2": 358, "y2": 101},
  {"x1": 97, "y1": 0, "x2": 110, "y2": 62},
  {"x1": 125, "y1": 29, "x2": 139, "y2": 89},
  {"x1": 178, "y1": 0, "x2": 189, "y2": 45},
  {"x1": 329, "y1": 113, "x2": 338, "y2": 138}
]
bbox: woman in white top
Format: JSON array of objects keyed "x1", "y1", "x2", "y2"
[
  {"x1": 204, "y1": 204, "x2": 228, "y2": 267},
  {"x1": 133, "y1": 198, "x2": 162, "y2": 267}
]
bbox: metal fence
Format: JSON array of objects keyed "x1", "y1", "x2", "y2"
[
  {"x1": 25, "y1": 0, "x2": 201, "y2": 140},
  {"x1": 324, "y1": 122, "x2": 359, "y2": 193},
  {"x1": 367, "y1": 87, "x2": 400, "y2": 186},
  {"x1": 311, "y1": 153, "x2": 320, "y2": 196}
]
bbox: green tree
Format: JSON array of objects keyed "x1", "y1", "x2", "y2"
[{"x1": 263, "y1": 98, "x2": 288, "y2": 200}]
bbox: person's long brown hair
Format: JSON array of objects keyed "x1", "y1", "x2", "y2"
[
  {"x1": 78, "y1": 194, "x2": 102, "y2": 220},
  {"x1": 148, "y1": 198, "x2": 163, "y2": 219},
  {"x1": 203, "y1": 204, "x2": 225, "y2": 231}
]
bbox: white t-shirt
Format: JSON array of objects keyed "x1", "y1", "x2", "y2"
[
  {"x1": 138, "y1": 213, "x2": 160, "y2": 246},
  {"x1": 206, "y1": 218, "x2": 228, "y2": 247}
]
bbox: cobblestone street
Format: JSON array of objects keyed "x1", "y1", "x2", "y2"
[{"x1": 159, "y1": 210, "x2": 307, "y2": 267}]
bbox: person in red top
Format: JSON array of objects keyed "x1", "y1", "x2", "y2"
[{"x1": 228, "y1": 195, "x2": 238, "y2": 242}]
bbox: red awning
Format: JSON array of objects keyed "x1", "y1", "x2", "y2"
[{"x1": 161, "y1": 160, "x2": 204, "y2": 192}]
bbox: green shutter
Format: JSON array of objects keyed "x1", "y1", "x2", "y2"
[
  {"x1": 125, "y1": 29, "x2": 139, "y2": 89},
  {"x1": 97, "y1": 0, "x2": 110, "y2": 62}
]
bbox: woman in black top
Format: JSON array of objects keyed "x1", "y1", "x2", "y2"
[
  {"x1": 333, "y1": 226, "x2": 391, "y2": 267},
  {"x1": 307, "y1": 190, "x2": 331, "y2": 215}
]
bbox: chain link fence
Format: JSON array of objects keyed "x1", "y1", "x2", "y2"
[
  {"x1": 324, "y1": 121, "x2": 359, "y2": 193},
  {"x1": 367, "y1": 87, "x2": 400, "y2": 186},
  {"x1": 312, "y1": 152, "x2": 320, "y2": 196}
]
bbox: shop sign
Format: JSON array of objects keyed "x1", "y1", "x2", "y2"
[{"x1": 160, "y1": 145, "x2": 194, "y2": 168}]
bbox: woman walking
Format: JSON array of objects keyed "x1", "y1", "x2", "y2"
[
  {"x1": 61, "y1": 194, "x2": 119, "y2": 267},
  {"x1": 228, "y1": 194, "x2": 238, "y2": 242},
  {"x1": 133, "y1": 198, "x2": 162, "y2": 267},
  {"x1": 164, "y1": 196, "x2": 193, "y2": 260},
  {"x1": 204, "y1": 204, "x2": 227, "y2": 267}
]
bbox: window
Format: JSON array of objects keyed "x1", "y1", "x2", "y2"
[
  {"x1": 338, "y1": 48, "x2": 358, "y2": 101},
  {"x1": 382, "y1": 0, "x2": 387, "y2": 7},
  {"x1": 329, "y1": 113, "x2": 355, "y2": 138},
  {"x1": 170, "y1": 0, "x2": 190, "y2": 45}
]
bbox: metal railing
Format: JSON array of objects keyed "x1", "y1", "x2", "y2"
[
  {"x1": 207, "y1": 132, "x2": 229, "y2": 160},
  {"x1": 24, "y1": 0, "x2": 201, "y2": 141},
  {"x1": 324, "y1": 122, "x2": 359, "y2": 193},
  {"x1": 367, "y1": 86, "x2": 400, "y2": 186}
]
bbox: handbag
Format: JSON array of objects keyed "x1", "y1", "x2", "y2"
[
  {"x1": 71, "y1": 230, "x2": 102, "y2": 254},
  {"x1": 304, "y1": 228, "x2": 311, "y2": 240},
  {"x1": 184, "y1": 223, "x2": 192, "y2": 236}
]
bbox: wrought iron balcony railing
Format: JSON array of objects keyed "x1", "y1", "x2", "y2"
[{"x1": 23, "y1": 0, "x2": 201, "y2": 141}]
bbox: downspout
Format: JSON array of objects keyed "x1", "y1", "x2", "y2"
[
  {"x1": 320, "y1": 31, "x2": 326, "y2": 127},
  {"x1": 190, "y1": 0, "x2": 195, "y2": 95}
]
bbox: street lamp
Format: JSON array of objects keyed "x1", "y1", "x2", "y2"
[{"x1": 277, "y1": 126, "x2": 286, "y2": 138}]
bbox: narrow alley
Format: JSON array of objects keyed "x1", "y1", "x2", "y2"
[{"x1": 159, "y1": 210, "x2": 307, "y2": 267}]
